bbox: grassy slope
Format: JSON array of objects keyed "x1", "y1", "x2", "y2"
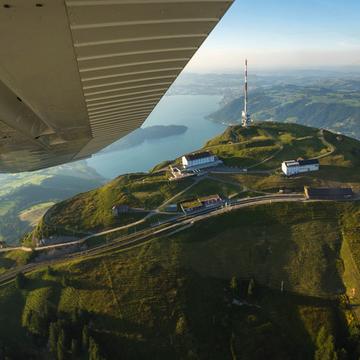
[
  {"x1": 0, "y1": 166, "x2": 104, "y2": 245},
  {"x1": 1, "y1": 201, "x2": 359, "y2": 359},
  {"x1": 0, "y1": 124, "x2": 359, "y2": 358},
  {"x1": 340, "y1": 203, "x2": 360, "y2": 316},
  {"x1": 0, "y1": 250, "x2": 35, "y2": 274},
  {"x1": 203, "y1": 122, "x2": 328, "y2": 169},
  {"x1": 30, "y1": 122, "x2": 360, "y2": 245},
  {"x1": 179, "y1": 201, "x2": 345, "y2": 296},
  {"x1": 19, "y1": 202, "x2": 55, "y2": 227},
  {"x1": 35, "y1": 173, "x2": 194, "y2": 238},
  {"x1": 174, "y1": 177, "x2": 242, "y2": 203},
  {"x1": 209, "y1": 124, "x2": 360, "y2": 193}
]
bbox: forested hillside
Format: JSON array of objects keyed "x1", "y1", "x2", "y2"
[
  {"x1": 0, "y1": 162, "x2": 104, "y2": 245},
  {"x1": 0, "y1": 201, "x2": 360, "y2": 359}
]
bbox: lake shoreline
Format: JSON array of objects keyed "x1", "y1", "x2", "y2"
[{"x1": 87, "y1": 95, "x2": 226, "y2": 179}]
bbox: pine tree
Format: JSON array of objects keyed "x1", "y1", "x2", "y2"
[
  {"x1": 323, "y1": 335, "x2": 338, "y2": 360},
  {"x1": 315, "y1": 327, "x2": 338, "y2": 360},
  {"x1": 77, "y1": 309, "x2": 85, "y2": 322},
  {"x1": 71, "y1": 338, "x2": 79, "y2": 357},
  {"x1": 61, "y1": 275, "x2": 68, "y2": 288},
  {"x1": 316, "y1": 326, "x2": 327, "y2": 349},
  {"x1": 25, "y1": 310, "x2": 45, "y2": 336},
  {"x1": 57, "y1": 329, "x2": 66, "y2": 360},
  {"x1": 89, "y1": 337, "x2": 102, "y2": 360},
  {"x1": 230, "y1": 276, "x2": 238, "y2": 296},
  {"x1": 46, "y1": 266, "x2": 55, "y2": 277},
  {"x1": 82, "y1": 325, "x2": 89, "y2": 351},
  {"x1": 175, "y1": 316, "x2": 188, "y2": 336},
  {"x1": 70, "y1": 310, "x2": 78, "y2": 324},
  {"x1": 247, "y1": 278, "x2": 255, "y2": 296},
  {"x1": 15, "y1": 272, "x2": 26, "y2": 289},
  {"x1": 337, "y1": 348, "x2": 348, "y2": 360},
  {"x1": 48, "y1": 322, "x2": 59, "y2": 354},
  {"x1": 0, "y1": 341, "x2": 4, "y2": 360}
]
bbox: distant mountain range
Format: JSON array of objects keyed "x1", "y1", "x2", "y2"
[{"x1": 207, "y1": 80, "x2": 360, "y2": 139}]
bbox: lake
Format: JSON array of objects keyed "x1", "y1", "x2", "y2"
[{"x1": 87, "y1": 95, "x2": 226, "y2": 179}]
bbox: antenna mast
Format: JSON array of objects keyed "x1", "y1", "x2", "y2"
[{"x1": 241, "y1": 59, "x2": 251, "y2": 127}]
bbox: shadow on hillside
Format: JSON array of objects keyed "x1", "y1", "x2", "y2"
[
  {"x1": 183, "y1": 269, "x2": 317, "y2": 359},
  {"x1": 64, "y1": 277, "x2": 109, "y2": 291},
  {"x1": 315, "y1": 165, "x2": 360, "y2": 182},
  {"x1": 0, "y1": 257, "x2": 16, "y2": 270},
  {"x1": 90, "y1": 312, "x2": 175, "y2": 359},
  {"x1": 320, "y1": 242, "x2": 346, "y2": 295}
]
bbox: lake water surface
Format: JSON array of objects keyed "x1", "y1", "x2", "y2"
[{"x1": 87, "y1": 95, "x2": 226, "y2": 179}]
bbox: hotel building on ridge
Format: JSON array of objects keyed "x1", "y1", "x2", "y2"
[{"x1": 281, "y1": 159, "x2": 320, "y2": 176}]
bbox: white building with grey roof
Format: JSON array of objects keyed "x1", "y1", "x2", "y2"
[
  {"x1": 182, "y1": 151, "x2": 220, "y2": 169},
  {"x1": 282, "y1": 159, "x2": 319, "y2": 176}
]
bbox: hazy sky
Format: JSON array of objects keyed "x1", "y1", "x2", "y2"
[{"x1": 186, "y1": 0, "x2": 360, "y2": 72}]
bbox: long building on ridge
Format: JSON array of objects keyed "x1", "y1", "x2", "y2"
[
  {"x1": 304, "y1": 187, "x2": 354, "y2": 200},
  {"x1": 282, "y1": 159, "x2": 319, "y2": 176},
  {"x1": 182, "y1": 151, "x2": 219, "y2": 169},
  {"x1": 180, "y1": 194, "x2": 224, "y2": 214}
]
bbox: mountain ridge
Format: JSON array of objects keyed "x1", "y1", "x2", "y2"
[
  {"x1": 28, "y1": 121, "x2": 360, "y2": 244},
  {"x1": 0, "y1": 122, "x2": 359, "y2": 359},
  {"x1": 208, "y1": 82, "x2": 360, "y2": 139}
]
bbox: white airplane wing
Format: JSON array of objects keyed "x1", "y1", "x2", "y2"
[{"x1": 0, "y1": 0, "x2": 233, "y2": 172}]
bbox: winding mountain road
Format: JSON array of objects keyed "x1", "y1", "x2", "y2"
[{"x1": 0, "y1": 193, "x2": 306, "y2": 287}]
